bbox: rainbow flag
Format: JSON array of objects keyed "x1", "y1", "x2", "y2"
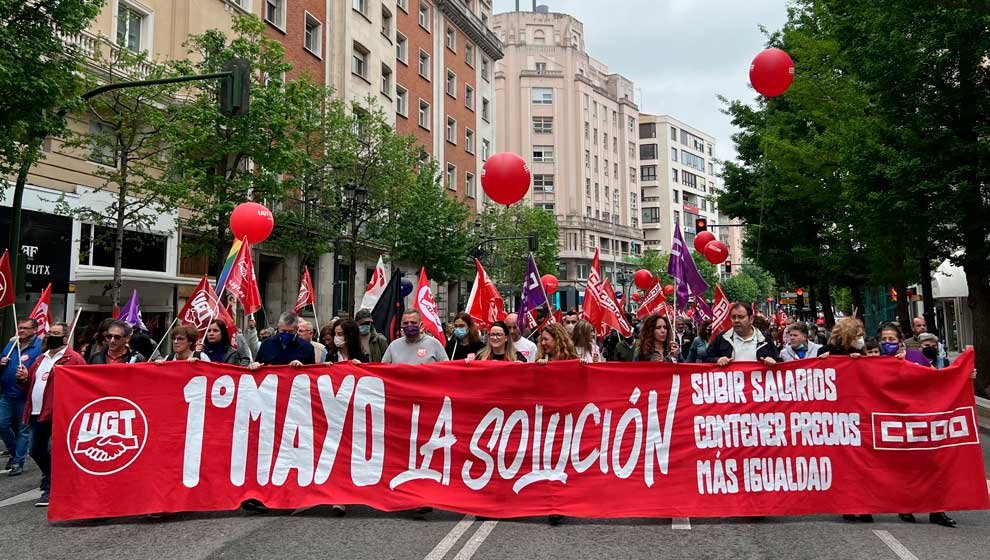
[{"x1": 215, "y1": 238, "x2": 243, "y2": 295}]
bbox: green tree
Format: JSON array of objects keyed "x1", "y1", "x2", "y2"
[
  {"x1": 165, "y1": 15, "x2": 311, "y2": 269},
  {"x1": 474, "y1": 204, "x2": 559, "y2": 294},
  {"x1": 56, "y1": 47, "x2": 187, "y2": 308},
  {"x1": 721, "y1": 273, "x2": 760, "y2": 305}
]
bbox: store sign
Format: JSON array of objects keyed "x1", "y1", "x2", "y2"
[{"x1": 0, "y1": 207, "x2": 72, "y2": 292}]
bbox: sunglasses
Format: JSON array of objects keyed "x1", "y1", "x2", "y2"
[{"x1": 107, "y1": 334, "x2": 126, "y2": 340}]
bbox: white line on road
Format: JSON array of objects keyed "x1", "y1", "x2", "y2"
[
  {"x1": 671, "y1": 517, "x2": 691, "y2": 530},
  {"x1": 452, "y1": 520, "x2": 499, "y2": 560},
  {"x1": 0, "y1": 489, "x2": 41, "y2": 508},
  {"x1": 423, "y1": 515, "x2": 475, "y2": 560},
  {"x1": 873, "y1": 530, "x2": 920, "y2": 560}
]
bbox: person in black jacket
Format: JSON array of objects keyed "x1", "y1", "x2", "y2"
[
  {"x1": 445, "y1": 313, "x2": 485, "y2": 359},
  {"x1": 87, "y1": 320, "x2": 148, "y2": 364},
  {"x1": 248, "y1": 312, "x2": 315, "y2": 370},
  {"x1": 704, "y1": 302, "x2": 779, "y2": 366}
]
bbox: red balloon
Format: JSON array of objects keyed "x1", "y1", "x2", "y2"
[
  {"x1": 631, "y1": 292, "x2": 642, "y2": 303},
  {"x1": 703, "y1": 240, "x2": 729, "y2": 265},
  {"x1": 481, "y1": 152, "x2": 531, "y2": 205},
  {"x1": 541, "y1": 274, "x2": 558, "y2": 295},
  {"x1": 693, "y1": 231, "x2": 716, "y2": 254},
  {"x1": 750, "y1": 48, "x2": 795, "y2": 97},
  {"x1": 633, "y1": 269, "x2": 654, "y2": 290},
  {"x1": 663, "y1": 284, "x2": 675, "y2": 296},
  {"x1": 230, "y1": 202, "x2": 274, "y2": 244}
]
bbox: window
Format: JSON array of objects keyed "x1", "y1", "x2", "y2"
[
  {"x1": 613, "y1": 137, "x2": 618, "y2": 153},
  {"x1": 603, "y1": 132, "x2": 608, "y2": 148},
  {"x1": 381, "y1": 7, "x2": 392, "y2": 37},
  {"x1": 639, "y1": 122, "x2": 657, "y2": 139},
  {"x1": 533, "y1": 174, "x2": 555, "y2": 192},
  {"x1": 351, "y1": 42, "x2": 369, "y2": 79},
  {"x1": 446, "y1": 70, "x2": 456, "y2": 97},
  {"x1": 396, "y1": 85, "x2": 408, "y2": 116},
  {"x1": 418, "y1": 99, "x2": 430, "y2": 129},
  {"x1": 628, "y1": 142, "x2": 635, "y2": 158},
  {"x1": 577, "y1": 264, "x2": 589, "y2": 280},
  {"x1": 396, "y1": 32, "x2": 408, "y2": 63},
  {"x1": 674, "y1": 210, "x2": 681, "y2": 225},
  {"x1": 397, "y1": 0, "x2": 408, "y2": 11},
  {"x1": 584, "y1": 123, "x2": 589, "y2": 140},
  {"x1": 116, "y1": 3, "x2": 145, "y2": 53},
  {"x1": 380, "y1": 64, "x2": 392, "y2": 96},
  {"x1": 533, "y1": 29, "x2": 546, "y2": 44},
  {"x1": 670, "y1": 126, "x2": 678, "y2": 140},
  {"x1": 671, "y1": 147, "x2": 678, "y2": 162},
  {"x1": 533, "y1": 146, "x2": 554, "y2": 162},
  {"x1": 672, "y1": 168, "x2": 678, "y2": 182},
  {"x1": 641, "y1": 165, "x2": 657, "y2": 181},
  {"x1": 88, "y1": 121, "x2": 116, "y2": 166},
  {"x1": 304, "y1": 14, "x2": 322, "y2": 56},
  {"x1": 84, "y1": 224, "x2": 167, "y2": 272},
  {"x1": 446, "y1": 164, "x2": 457, "y2": 190},
  {"x1": 465, "y1": 129, "x2": 475, "y2": 153},
  {"x1": 531, "y1": 87, "x2": 553, "y2": 104},
  {"x1": 681, "y1": 151, "x2": 705, "y2": 172},
  {"x1": 465, "y1": 84, "x2": 474, "y2": 109},
  {"x1": 708, "y1": 162, "x2": 714, "y2": 175},
  {"x1": 630, "y1": 167, "x2": 637, "y2": 183},
  {"x1": 628, "y1": 116, "x2": 635, "y2": 132},
  {"x1": 537, "y1": 203, "x2": 555, "y2": 213},
  {"x1": 418, "y1": 50, "x2": 430, "y2": 80},
  {"x1": 708, "y1": 144, "x2": 713, "y2": 156},
  {"x1": 419, "y1": 1, "x2": 430, "y2": 30},
  {"x1": 535, "y1": 62, "x2": 547, "y2": 74},
  {"x1": 533, "y1": 117, "x2": 553, "y2": 134},
  {"x1": 639, "y1": 144, "x2": 658, "y2": 160},
  {"x1": 446, "y1": 26, "x2": 456, "y2": 51},
  {"x1": 481, "y1": 98, "x2": 490, "y2": 122},
  {"x1": 614, "y1": 163, "x2": 619, "y2": 178},
  {"x1": 466, "y1": 44, "x2": 475, "y2": 67},
  {"x1": 352, "y1": 0, "x2": 367, "y2": 15},
  {"x1": 446, "y1": 117, "x2": 457, "y2": 144},
  {"x1": 680, "y1": 129, "x2": 706, "y2": 152},
  {"x1": 466, "y1": 173, "x2": 476, "y2": 198},
  {"x1": 265, "y1": 0, "x2": 284, "y2": 29},
  {"x1": 673, "y1": 190, "x2": 680, "y2": 203},
  {"x1": 584, "y1": 150, "x2": 590, "y2": 167},
  {"x1": 642, "y1": 207, "x2": 660, "y2": 224},
  {"x1": 481, "y1": 58, "x2": 490, "y2": 81},
  {"x1": 583, "y1": 94, "x2": 589, "y2": 109},
  {"x1": 482, "y1": 139, "x2": 490, "y2": 161},
  {"x1": 681, "y1": 170, "x2": 700, "y2": 189}
]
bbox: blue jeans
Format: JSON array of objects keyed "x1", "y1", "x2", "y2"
[{"x1": 0, "y1": 396, "x2": 31, "y2": 466}]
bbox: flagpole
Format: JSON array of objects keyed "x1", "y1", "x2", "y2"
[
  {"x1": 311, "y1": 304, "x2": 321, "y2": 336},
  {"x1": 64, "y1": 307, "x2": 83, "y2": 351},
  {"x1": 149, "y1": 316, "x2": 179, "y2": 360}
]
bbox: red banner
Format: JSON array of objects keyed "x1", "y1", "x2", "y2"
[{"x1": 51, "y1": 350, "x2": 987, "y2": 521}]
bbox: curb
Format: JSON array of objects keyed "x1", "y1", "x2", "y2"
[{"x1": 977, "y1": 397, "x2": 990, "y2": 430}]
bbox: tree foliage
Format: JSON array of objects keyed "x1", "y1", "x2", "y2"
[{"x1": 474, "y1": 204, "x2": 559, "y2": 293}]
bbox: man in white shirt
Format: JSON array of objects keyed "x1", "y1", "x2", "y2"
[
  {"x1": 505, "y1": 313, "x2": 537, "y2": 362},
  {"x1": 705, "y1": 303, "x2": 779, "y2": 366}
]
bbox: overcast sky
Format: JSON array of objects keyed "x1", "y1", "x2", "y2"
[{"x1": 491, "y1": 0, "x2": 790, "y2": 163}]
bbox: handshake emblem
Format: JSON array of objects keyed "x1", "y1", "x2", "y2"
[{"x1": 74, "y1": 433, "x2": 140, "y2": 462}]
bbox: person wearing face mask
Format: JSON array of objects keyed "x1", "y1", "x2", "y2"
[
  {"x1": 562, "y1": 312, "x2": 579, "y2": 337},
  {"x1": 917, "y1": 333, "x2": 949, "y2": 368},
  {"x1": 822, "y1": 317, "x2": 866, "y2": 359},
  {"x1": 327, "y1": 319, "x2": 369, "y2": 364},
  {"x1": 444, "y1": 313, "x2": 485, "y2": 360},
  {"x1": 15, "y1": 322, "x2": 85, "y2": 506},
  {"x1": 779, "y1": 322, "x2": 825, "y2": 362},
  {"x1": 877, "y1": 322, "x2": 928, "y2": 365},
  {"x1": 247, "y1": 312, "x2": 315, "y2": 370},
  {"x1": 381, "y1": 310, "x2": 449, "y2": 364},
  {"x1": 354, "y1": 309, "x2": 388, "y2": 363}
]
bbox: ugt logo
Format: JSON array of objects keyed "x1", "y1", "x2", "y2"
[{"x1": 67, "y1": 397, "x2": 148, "y2": 475}]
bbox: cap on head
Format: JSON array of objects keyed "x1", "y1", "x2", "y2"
[{"x1": 918, "y1": 333, "x2": 938, "y2": 344}]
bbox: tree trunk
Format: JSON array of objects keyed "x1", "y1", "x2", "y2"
[
  {"x1": 113, "y1": 155, "x2": 128, "y2": 310},
  {"x1": 3, "y1": 139, "x2": 43, "y2": 339},
  {"x1": 966, "y1": 266, "x2": 990, "y2": 398},
  {"x1": 808, "y1": 286, "x2": 817, "y2": 321},
  {"x1": 819, "y1": 283, "x2": 835, "y2": 329},
  {"x1": 851, "y1": 284, "x2": 864, "y2": 320},
  {"x1": 919, "y1": 254, "x2": 937, "y2": 336},
  {"x1": 214, "y1": 171, "x2": 228, "y2": 274},
  {"x1": 348, "y1": 226, "x2": 359, "y2": 317}
]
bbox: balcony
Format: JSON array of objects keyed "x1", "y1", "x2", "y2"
[
  {"x1": 60, "y1": 30, "x2": 155, "y2": 80},
  {"x1": 520, "y1": 69, "x2": 563, "y2": 78}
]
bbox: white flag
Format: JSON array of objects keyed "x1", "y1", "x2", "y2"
[{"x1": 359, "y1": 256, "x2": 389, "y2": 311}]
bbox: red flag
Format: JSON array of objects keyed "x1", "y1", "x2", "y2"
[
  {"x1": 177, "y1": 276, "x2": 238, "y2": 338},
  {"x1": 580, "y1": 248, "x2": 604, "y2": 326},
  {"x1": 413, "y1": 268, "x2": 447, "y2": 345},
  {"x1": 29, "y1": 283, "x2": 53, "y2": 337},
  {"x1": 712, "y1": 284, "x2": 732, "y2": 337},
  {"x1": 293, "y1": 267, "x2": 315, "y2": 313},
  {"x1": 600, "y1": 280, "x2": 633, "y2": 337},
  {"x1": 465, "y1": 259, "x2": 505, "y2": 328},
  {"x1": 0, "y1": 250, "x2": 15, "y2": 309},
  {"x1": 635, "y1": 277, "x2": 666, "y2": 319},
  {"x1": 224, "y1": 238, "x2": 262, "y2": 315}
]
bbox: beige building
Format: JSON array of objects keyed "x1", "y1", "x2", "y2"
[
  {"x1": 491, "y1": 8, "x2": 642, "y2": 309},
  {"x1": 328, "y1": 0, "x2": 398, "y2": 122}
]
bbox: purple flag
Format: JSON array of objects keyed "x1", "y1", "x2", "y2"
[
  {"x1": 517, "y1": 254, "x2": 550, "y2": 323},
  {"x1": 693, "y1": 296, "x2": 714, "y2": 324},
  {"x1": 118, "y1": 289, "x2": 148, "y2": 333},
  {"x1": 667, "y1": 223, "x2": 710, "y2": 311}
]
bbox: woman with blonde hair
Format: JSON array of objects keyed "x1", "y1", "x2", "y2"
[
  {"x1": 570, "y1": 320, "x2": 603, "y2": 363},
  {"x1": 476, "y1": 321, "x2": 526, "y2": 361},
  {"x1": 536, "y1": 323, "x2": 578, "y2": 363},
  {"x1": 824, "y1": 317, "x2": 866, "y2": 358}
]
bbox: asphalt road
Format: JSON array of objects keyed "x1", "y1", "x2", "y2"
[{"x1": 1, "y1": 432, "x2": 989, "y2": 560}]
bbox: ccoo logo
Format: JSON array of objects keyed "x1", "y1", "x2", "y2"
[{"x1": 67, "y1": 397, "x2": 148, "y2": 475}]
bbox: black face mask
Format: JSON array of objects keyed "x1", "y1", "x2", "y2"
[
  {"x1": 922, "y1": 346, "x2": 939, "y2": 361},
  {"x1": 44, "y1": 335, "x2": 65, "y2": 351}
]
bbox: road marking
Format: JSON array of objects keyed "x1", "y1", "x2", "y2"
[
  {"x1": 452, "y1": 520, "x2": 498, "y2": 560},
  {"x1": 672, "y1": 517, "x2": 691, "y2": 530},
  {"x1": 423, "y1": 515, "x2": 475, "y2": 560},
  {"x1": 0, "y1": 489, "x2": 42, "y2": 508},
  {"x1": 873, "y1": 530, "x2": 920, "y2": 560}
]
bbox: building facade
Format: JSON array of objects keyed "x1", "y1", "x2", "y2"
[
  {"x1": 492, "y1": 8, "x2": 642, "y2": 310},
  {"x1": 256, "y1": 0, "x2": 328, "y2": 84}
]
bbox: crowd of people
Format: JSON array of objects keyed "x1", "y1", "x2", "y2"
[{"x1": 0, "y1": 303, "x2": 958, "y2": 526}]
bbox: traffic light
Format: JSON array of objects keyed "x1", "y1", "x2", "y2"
[
  {"x1": 796, "y1": 288, "x2": 805, "y2": 309},
  {"x1": 695, "y1": 217, "x2": 708, "y2": 233},
  {"x1": 220, "y1": 58, "x2": 251, "y2": 117},
  {"x1": 528, "y1": 231, "x2": 539, "y2": 252},
  {"x1": 724, "y1": 260, "x2": 732, "y2": 274}
]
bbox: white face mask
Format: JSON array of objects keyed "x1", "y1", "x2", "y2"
[
  {"x1": 333, "y1": 336, "x2": 346, "y2": 348},
  {"x1": 564, "y1": 323, "x2": 575, "y2": 334},
  {"x1": 852, "y1": 336, "x2": 865, "y2": 350}
]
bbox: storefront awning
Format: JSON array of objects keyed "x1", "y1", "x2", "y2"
[
  {"x1": 74, "y1": 267, "x2": 203, "y2": 287},
  {"x1": 932, "y1": 260, "x2": 968, "y2": 299}
]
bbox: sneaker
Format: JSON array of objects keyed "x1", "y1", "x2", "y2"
[
  {"x1": 857, "y1": 514, "x2": 874, "y2": 523},
  {"x1": 35, "y1": 491, "x2": 49, "y2": 507},
  {"x1": 0, "y1": 459, "x2": 11, "y2": 474},
  {"x1": 8, "y1": 464, "x2": 23, "y2": 477},
  {"x1": 898, "y1": 513, "x2": 917, "y2": 523},
  {"x1": 411, "y1": 506, "x2": 433, "y2": 519},
  {"x1": 548, "y1": 514, "x2": 564, "y2": 526},
  {"x1": 241, "y1": 499, "x2": 270, "y2": 514},
  {"x1": 330, "y1": 505, "x2": 346, "y2": 517},
  {"x1": 929, "y1": 512, "x2": 956, "y2": 528}
]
